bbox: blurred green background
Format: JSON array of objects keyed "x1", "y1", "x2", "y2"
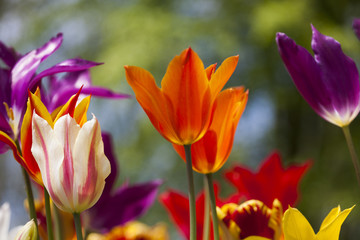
[{"x1": 1, "y1": 0, "x2": 360, "y2": 239}]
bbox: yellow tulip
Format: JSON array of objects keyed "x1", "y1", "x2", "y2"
[{"x1": 282, "y1": 205, "x2": 354, "y2": 240}]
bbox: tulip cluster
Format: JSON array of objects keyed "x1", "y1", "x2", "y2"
[{"x1": 0, "y1": 17, "x2": 359, "y2": 240}]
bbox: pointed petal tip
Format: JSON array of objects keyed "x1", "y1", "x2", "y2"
[
  {"x1": 275, "y1": 33, "x2": 294, "y2": 49},
  {"x1": 275, "y1": 32, "x2": 287, "y2": 41}
]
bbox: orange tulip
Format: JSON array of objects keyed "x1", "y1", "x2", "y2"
[
  {"x1": 173, "y1": 87, "x2": 248, "y2": 173},
  {"x1": 19, "y1": 87, "x2": 90, "y2": 184},
  {"x1": 125, "y1": 48, "x2": 239, "y2": 145}
]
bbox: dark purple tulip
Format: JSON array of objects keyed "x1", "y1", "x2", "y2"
[
  {"x1": 353, "y1": 18, "x2": 360, "y2": 40},
  {"x1": 276, "y1": 25, "x2": 360, "y2": 127},
  {"x1": 84, "y1": 133, "x2": 162, "y2": 233}
]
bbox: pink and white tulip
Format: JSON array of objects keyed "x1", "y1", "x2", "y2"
[{"x1": 31, "y1": 112, "x2": 111, "y2": 213}]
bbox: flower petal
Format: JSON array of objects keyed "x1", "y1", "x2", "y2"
[
  {"x1": 31, "y1": 112, "x2": 64, "y2": 208},
  {"x1": 87, "y1": 180, "x2": 162, "y2": 232},
  {"x1": 0, "y1": 41, "x2": 20, "y2": 68},
  {"x1": 276, "y1": 32, "x2": 330, "y2": 120},
  {"x1": 319, "y1": 206, "x2": 341, "y2": 231},
  {"x1": 317, "y1": 206, "x2": 354, "y2": 240},
  {"x1": 98, "y1": 132, "x2": 118, "y2": 198},
  {"x1": 73, "y1": 96, "x2": 91, "y2": 126},
  {"x1": 0, "y1": 69, "x2": 11, "y2": 118},
  {"x1": 282, "y1": 207, "x2": 316, "y2": 240},
  {"x1": 0, "y1": 131, "x2": 24, "y2": 167},
  {"x1": 161, "y1": 48, "x2": 212, "y2": 144},
  {"x1": 53, "y1": 87, "x2": 83, "y2": 123},
  {"x1": 47, "y1": 70, "x2": 130, "y2": 111},
  {"x1": 20, "y1": 90, "x2": 54, "y2": 184},
  {"x1": 125, "y1": 65, "x2": 180, "y2": 144},
  {"x1": 160, "y1": 190, "x2": 190, "y2": 239},
  {"x1": 72, "y1": 115, "x2": 111, "y2": 212},
  {"x1": 311, "y1": 25, "x2": 360, "y2": 126},
  {"x1": 31, "y1": 58, "x2": 101, "y2": 86},
  {"x1": 15, "y1": 219, "x2": 37, "y2": 240},
  {"x1": 209, "y1": 55, "x2": 239, "y2": 97},
  {"x1": 11, "y1": 33, "x2": 63, "y2": 111}
]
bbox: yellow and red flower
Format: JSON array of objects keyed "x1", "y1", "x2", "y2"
[
  {"x1": 217, "y1": 199, "x2": 283, "y2": 240},
  {"x1": 21, "y1": 88, "x2": 90, "y2": 184}
]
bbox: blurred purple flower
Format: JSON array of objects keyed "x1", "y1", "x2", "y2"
[
  {"x1": 84, "y1": 133, "x2": 162, "y2": 233},
  {"x1": 0, "y1": 33, "x2": 129, "y2": 153},
  {"x1": 42, "y1": 61, "x2": 130, "y2": 112},
  {"x1": 353, "y1": 18, "x2": 360, "y2": 40},
  {"x1": 276, "y1": 25, "x2": 360, "y2": 127}
]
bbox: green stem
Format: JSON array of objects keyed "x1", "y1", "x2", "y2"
[
  {"x1": 44, "y1": 189, "x2": 54, "y2": 240},
  {"x1": 53, "y1": 202, "x2": 63, "y2": 240},
  {"x1": 73, "y1": 212, "x2": 83, "y2": 240},
  {"x1": 21, "y1": 167, "x2": 40, "y2": 240},
  {"x1": 203, "y1": 175, "x2": 210, "y2": 240},
  {"x1": 184, "y1": 144, "x2": 196, "y2": 240},
  {"x1": 206, "y1": 173, "x2": 220, "y2": 240},
  {"x1": 16, "y1": 138, "x2": 39, "y2": 240},
  {"x1": 342, "y1": 126, "x2": 360, "y2": 188}
]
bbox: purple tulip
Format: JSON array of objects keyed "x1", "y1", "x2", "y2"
[
  {"x1": 0, "y1": 33, "x2": 129, "y2": 153},
  {"x1": 84, "y1": 133, "x2": 162, "y2": 233},
  {"x1": 276, "y1": 25, "x2": 360, "y2": 127}
]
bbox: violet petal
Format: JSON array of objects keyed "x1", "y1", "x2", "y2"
[
  {"x1": 311, "y1": 25, "x2": 360, "y2": 119},
  {"x1": 30, "y1": 58, "x2": 101, "y2": 88},
  {"x1": 276, "y1": 32, "x2": 330, "y2": 116},
  {"x1": 100, "y1": 132, "x2": 118, "y2": 197},
  {"x1": 11, "y1": 33, "x2": 63, "y2": 111},
  {"x1": 0, "y1": 68, "x2": 11, "y2": 118},
  {"x1": 0, "y1": 41, "x2": 20, "y2": 68},
  {"x1": 87, "y1": 179, "x2": 162, "y2": 232}
]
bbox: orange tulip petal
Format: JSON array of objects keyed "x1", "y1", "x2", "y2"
[
  {"x1": 161, "y1": 48, "x2": 212, "y2": 144},
  {"x1": 20, "y1": 91, "x2": 53, "y2": 184},
  {"x1": 125, "y1": 65, "x2": 180, "y2": 144},
  {"x1": 205, "y1": 63, "x2": 217, "y2": 80},
  {"x1": 74, "y1": 96, "x2": 91, "y2": 126},
  {"x1": 0, "y1": 131, "x2": 24, "y2": 166},
  {"x1": 211, "y1": 87, "x2": 248, "y2": 163},
  {"x1": 191, "y1": 130, "x2": 218, "y2": 173},
  {"x1": 53, "y1": 87, "x2": 83, "y2": 123},
  {"x1": 179, "y1": 87, "x2": 248, "y2": 174},
  {"x1": 27, "y1": 91, "x2": 54, "y2": 127},
  {"x1": 210, "y1": 55, "x2": 239, "y2": 97}
]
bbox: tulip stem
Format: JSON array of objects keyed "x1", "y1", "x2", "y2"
[
  {"x1": 203, "y1": 175, "x2": 210, "y2": 240},
  {"x1": 342, "y1": 126, "x2": 360, "y2": 188},
  {"x1": 21, "y1": 166, "x2": 40, "y2": 240},
  {"x1": 16, "y1": 137, "x2": 40, "y2": 240},
  {"x1": 44, "y1": 189, "x2": 54, "y2": 240},
  {"x1": 184, "y1": 144, "x2": 197, "y2": 240},
  {"x1": 73, "y1": 212, "x2": 83, "y2": 240},
  {"x1": 53, "y1": 203, "x2": 63, "y2": 240},
  {"x1": 206, "y1": 173, "x2": 220, "y2": 240}
]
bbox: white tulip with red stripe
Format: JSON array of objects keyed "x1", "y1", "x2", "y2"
[{"x1": 31, "y1": 112, "x2": 111, "y2": 213}]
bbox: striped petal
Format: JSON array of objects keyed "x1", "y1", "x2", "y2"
[
  {"x1": 72, "y1": 114, "x2": 110, "y2": 212},
  {"x1": 32, "y1": 112, "x2": 110, "y2": 213},
  {"x1": 31, "y1": 112, "x2": 64, "y2": 209}
]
